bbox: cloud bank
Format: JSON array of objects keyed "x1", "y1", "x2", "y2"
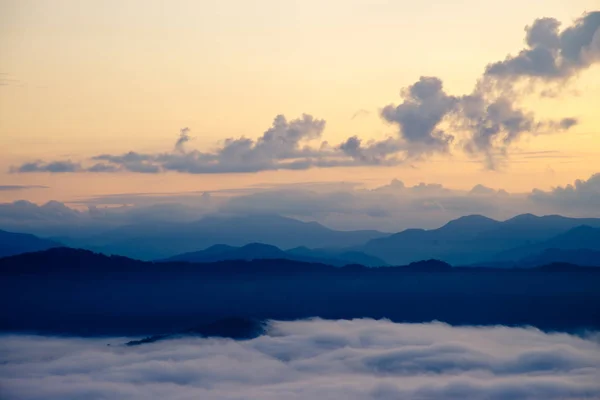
[
  {"x1": 0, "y1": 173, "x2": 598, "y2": 233},
  {"x1": 1, "y1": 319, "x2": 599, "y2": 400},
  {"x1": 11, "y1": 12, "x2": 599, "y2": 175}
]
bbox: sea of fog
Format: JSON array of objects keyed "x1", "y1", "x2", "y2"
[{"x1": 1, "y1": 319, "x2": 599, "y2": 400}]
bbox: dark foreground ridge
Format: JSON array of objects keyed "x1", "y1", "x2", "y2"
[{"x1": 1, "y1": 248, "x2": 598, "y2": 335}]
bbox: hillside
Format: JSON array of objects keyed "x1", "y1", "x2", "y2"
[{"x1": 0, "y1": 229, "x2": 61, "y2": 257}]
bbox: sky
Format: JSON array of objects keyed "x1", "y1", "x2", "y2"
[{"x1": 1, "y1": 0, "x2": 599, "y2": 214}]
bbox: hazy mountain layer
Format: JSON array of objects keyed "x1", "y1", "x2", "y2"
[
  {"x1": 359, "y1": 214, "x2": 600, "y2": 265},
  {"x1": 0, "y1": 229, "x2": 61, "y2": 258},
  {"x1": 162, "y1": 242, "x2": 386, "y2": 267},
  {"x1": 61, "y1": 214, "x2": 387, "y2": 260}
]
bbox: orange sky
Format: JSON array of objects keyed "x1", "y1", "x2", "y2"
[{"x1": 1, "y1": 0, "x2": 599, "y2": 205}]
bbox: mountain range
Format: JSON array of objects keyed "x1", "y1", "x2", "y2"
[
  {"x1": 2, "y1": 213, "x2": 600, "y2": 267},
  {"x1": 59, "y1": 214, "x2": 388, "y2": 260},
  {"x1": 358, "y1": 214, "x2": 600, "y2": 265},
  {"x1": 162, "y1": 243, "x2": 386, "y2": 266}
]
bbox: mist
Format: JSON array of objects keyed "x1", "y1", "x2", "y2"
[{"x1": 1, "y1": 319, "x2": 599, "y2": 400}]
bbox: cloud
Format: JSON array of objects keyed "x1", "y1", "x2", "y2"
[
  {"x1": 446, "y1": 12, "x2": 598, "y2": 168},
  {"x1": 12, "y1": 114, "x2": 410, "y2": 174},
  {"x1": 0, "y1": 185, "x2": 48, "y2": 191},
  {"x1": 1, "y1": 173, "x2": 599, "y2": 234},
  {"x1": 485, "y1": 12, "x2": 600, "y2": 81},
  {"x1": 0, "y1": 319, "x2": 598, "y2": 400},
  {"x1": 381, "y1": 77, "x2": 457, "y2": 157},
  {"x1": 0, "y1": 196, "x2": 219, "y2": 237},
  {"x1": 91, "y1": 151, "x2": 161, "y2": 173},
  {"x1": 11, "y1": 160, "x2": 82, "y2": 173},
  {"x1": 217, "y1": 178, "x2": 533, "y2": 231},
  {"x1": 530, "y1": 173, "x2": 600, "y2": 213},
  {"x1": 351, "y1": 109, "x2": 370, "y2": 120},
  {"x1": 378, "y1": 13, "x2": 594, "y2": 169},
  {"x1": 175, "y1": 127, "x2": 192, "y2": 152},
  {"x1": 459, "y1": 95, "x2": 577, "y2": 169},
  {"x1": 7, "y1": 13, "x2": 596, "y2": 174},
  {"x1": 90, "y1": 114, "x2": 334, "y2": 174},
  {"x1": 337, "y1": 136, "x2": 403, "y2": 166},
  {"x1": 469, "y1": 184, "x2": 501, "y2": 195},
  {"x1": 86, "y1": 163, "x2": 121, "y2": 173},
  {"x1": 558, "y1": 117, "x2": 578, "y2": 130}
]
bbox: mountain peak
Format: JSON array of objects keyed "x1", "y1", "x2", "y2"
[
  {"x1": 507, "y1": 213, "x2": 538, "y2": 221},
  {"x1": 407, "y1": 259, "x2": 452, "y2": 270},
  {"x1": 560, "y1": 225, "x2": 598, "y2": 236},
  {"x1": 239, "y1": 243, "x2": 282, "y2": 251},
  {"x1": 441, "y1": 215, "x2": 498, "y2": 230}
]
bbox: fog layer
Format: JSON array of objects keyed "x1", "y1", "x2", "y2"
[{"x1": 1, "y1": 319, "x2": 599, "y2": 400}]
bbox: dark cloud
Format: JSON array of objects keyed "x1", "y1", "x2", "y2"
[
  {"x1": 381, "y1": 77, "x2": 457, "y2": 157},
  {"x1": 338, "y1": 136, "x2": 403, "y2": 166},
  {"x1": 459, "y1": 96, "x2": 577, "y2": 169},
  {"x1": 12, "y1": 114, "x2": 410, "y2": 174},
  {"x1": 0, "y1": 319, "x2": 598, "y2": 400},
  {"x1": 558, "y1": 117, "x2": 578, "y2": 130},
  {"x1": 175, "y1": 127, "x2": 192, "y2": 152},
  {"x1": 92, "y1": 151, "x2": 160, "y2": 173},
  {"x1": 485, "y1": 12, "x2": 600, "y2": 81},
  {"x1": 382, "y1": 13, "x2": 593, "y2": 167},
  {"x1": 86, "y1": 163, "x2": 121, "y2": 173},
  {"x1": 11, "y1": 160, "x2": 82, "y2": 173},
  {"x1": 153, "y1": 114, "x2": 330, "y2": 173},
  {"x1": 88, "y1": 115, "x2": 333, "y2": 174}
]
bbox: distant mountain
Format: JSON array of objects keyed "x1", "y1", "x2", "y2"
[
  {"x1": 0, "y1": 229, "x2": 61, "y2": 258},
  {"x1": 359, "y1": 214, "x2": 600, "y2": 265},
  {"x1": 287, "y1": 247, "x2": 387, "y2": 267},
  {"x1": 496, "y1": 225, "x2": 600, "y2": 262},
  {"x1": 1, "y1": 247, "x2": 599, "y2": 335},
  {"x1": 162, "y1": 243, "x2": 387, "y2": 267},
  {"x1": 519, "y1": 248, "x2": 600, "y2": 268},
  {"x1": 62, "y1": 214, "x2": 387, "y2": 260}
]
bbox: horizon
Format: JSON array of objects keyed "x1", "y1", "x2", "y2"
[{"x1": 1, "y1": 173, "x2": 598, "y2": 233}]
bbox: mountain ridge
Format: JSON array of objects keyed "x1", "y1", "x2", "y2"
[
  {"x1": 0, "y1": 228, "x2": 62, "y2": 258},
  {"x1": 60, "y1": 213, "x2": 388, "y2": 260},
  {"x1": 359, "y1": 213, "x2": 600, "y2": 265},
  {"x1": 162, "y1": 242, "x2": 387, "y2": 266}
]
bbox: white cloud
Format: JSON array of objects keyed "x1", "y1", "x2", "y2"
[{"x1": 1, "y1": 319, "x2": 599, "y2": 400}]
